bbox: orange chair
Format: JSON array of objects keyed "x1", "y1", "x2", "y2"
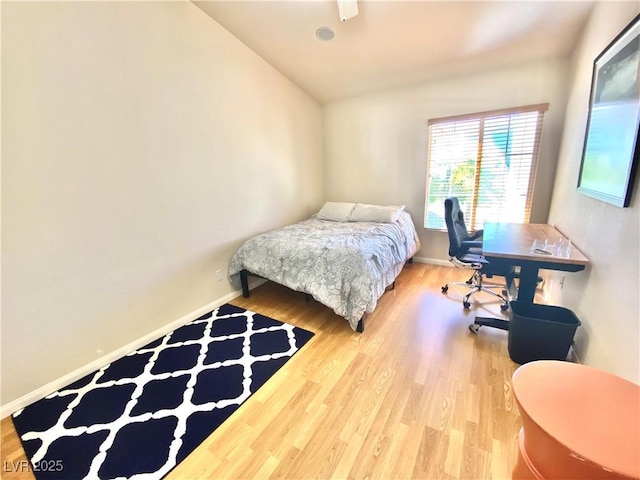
[{"x1": 512, "y1": 360, "x2": 640, "y2": 480}]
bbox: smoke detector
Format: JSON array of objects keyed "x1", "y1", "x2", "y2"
[{"x1": 316, "y1": 27, "x2": 335, "y2": 41}]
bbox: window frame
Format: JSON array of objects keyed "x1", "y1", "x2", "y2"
[{"x1": 424, "y1": 103, "x2": 549, "y2": 231}]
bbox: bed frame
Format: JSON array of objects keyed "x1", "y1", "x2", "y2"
[{"x1": 239, "y1": 258, "x2": 413, "y2": 333}]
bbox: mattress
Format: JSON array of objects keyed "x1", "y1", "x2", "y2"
[{"x1": 229, "y1": 211, "x2": 420, "y2": 330}]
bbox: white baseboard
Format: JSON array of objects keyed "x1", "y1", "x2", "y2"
[
  {"x1": 567, "y1": 345, "x2": 581, "y2": 364},
  {"x1": 412, "y1": 256, "x2": 452, "y2": 267},
  {"x1": 1, "y1": 282, "x2": 265, "y2": 419}
]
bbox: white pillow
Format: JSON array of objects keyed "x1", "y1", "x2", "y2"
[
  {"x1": 316, "y1": 201, "x2": 356, "y2": 222},
  {"x1": 349, "y1": 203, "x2": 405, "y2": 223}
]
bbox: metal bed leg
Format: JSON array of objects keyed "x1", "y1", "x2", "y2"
[
  {"x1": 356, "y1": 317, "x2": 364, "y2": 333},
  {"x1": 240, "y1": 270, "x2": 250, "y2": 298}
]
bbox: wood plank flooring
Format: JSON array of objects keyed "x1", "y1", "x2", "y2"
[{"x1": 1, "y1": 263, "x2": 523, "y2": 479}]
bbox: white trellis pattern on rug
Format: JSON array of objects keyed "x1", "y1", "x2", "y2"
[{"x1": 13, "y1": 304, "x2": 314, "y2": 479}]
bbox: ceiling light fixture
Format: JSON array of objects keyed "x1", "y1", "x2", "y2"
[
  {"x1": 316, "y1": 26, "x2": 335, "y2": 41},
  {"x1": 337, "y1": 0, "x2": 358, "y2": 22}
]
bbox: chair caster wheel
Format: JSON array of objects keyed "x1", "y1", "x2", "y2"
[
  {"x1": 463, "y1": 301, "x2": 471, "y2": 309},
  {"x1": 469, "y1": 324, "x2": 480, "y2": 334},
  {"x1": 500, "y1": 303, "x2": 509, "y2": 311},
  {"x1": 441, "y1": 285, "x2": 449, "y2": 293}
]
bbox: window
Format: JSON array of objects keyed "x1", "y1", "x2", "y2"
[{"x1": 424, "y1": 103, "x2": 548, "y2": 230}]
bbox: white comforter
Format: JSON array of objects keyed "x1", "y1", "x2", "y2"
[{"x1": 228, "y1": 211, "x2": 420, "y2": 330}]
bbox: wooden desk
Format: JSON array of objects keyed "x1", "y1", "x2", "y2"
[{"x1": 482, "y1": 223, "x2": 590, "y2": 303}]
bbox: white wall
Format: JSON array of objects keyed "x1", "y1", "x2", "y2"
[
  {"x1": 547, "y1": 3, "x2": 640, "y2": 383},
  {"x1": 1, "y1": 2, "x2": 323, "y2": 406},
  {"x1": 323, "y1": 58, "x2": 571, "y2": 262}
]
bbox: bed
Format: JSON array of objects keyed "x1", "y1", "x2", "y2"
[{"x1": 228, "y1": 202, "x2": 421, "y2": 332}]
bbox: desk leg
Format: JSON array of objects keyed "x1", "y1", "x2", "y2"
[
  {"x1": 517, "y1": 265, "x2": 539, "y2": 302},
  {"x1": 470, "y1": 316, "x2": 509, "y2": 333}
]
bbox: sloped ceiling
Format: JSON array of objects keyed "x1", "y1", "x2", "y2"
[{"x1": 194, "y1": 1, "x2": 595, "y2": 103}]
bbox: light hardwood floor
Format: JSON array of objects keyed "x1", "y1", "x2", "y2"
[{"x1": 1, "y1": 263, "x2": 524, "y2": 479}]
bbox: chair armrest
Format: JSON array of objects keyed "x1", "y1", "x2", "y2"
[
  {"x1": 468, "y1": 229, "x2": 483, "y2": 241},
  {"x1": 461, "y1": 240, "x2": 482, "y2": 249}
]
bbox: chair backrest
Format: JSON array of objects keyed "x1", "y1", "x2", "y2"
[{"x1": 444, "y1": 197, "x2": 472, "y2": 257}]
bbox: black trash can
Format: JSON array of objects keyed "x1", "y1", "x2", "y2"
[{"x1": 508, "y1": 301, "x2": 581, "y2": 364}]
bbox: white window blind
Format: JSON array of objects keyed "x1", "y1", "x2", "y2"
[{"x1": 424, "y1": 103, "x2": 548, "y2": 231}]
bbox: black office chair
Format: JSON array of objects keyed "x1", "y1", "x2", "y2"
[{"x1": 441, "y1": 197, "x2": 512, "y2": 313}]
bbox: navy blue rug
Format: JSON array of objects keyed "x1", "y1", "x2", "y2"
[{"x1": 12, "y1": 303, "x2": 314, "y2": 479}]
